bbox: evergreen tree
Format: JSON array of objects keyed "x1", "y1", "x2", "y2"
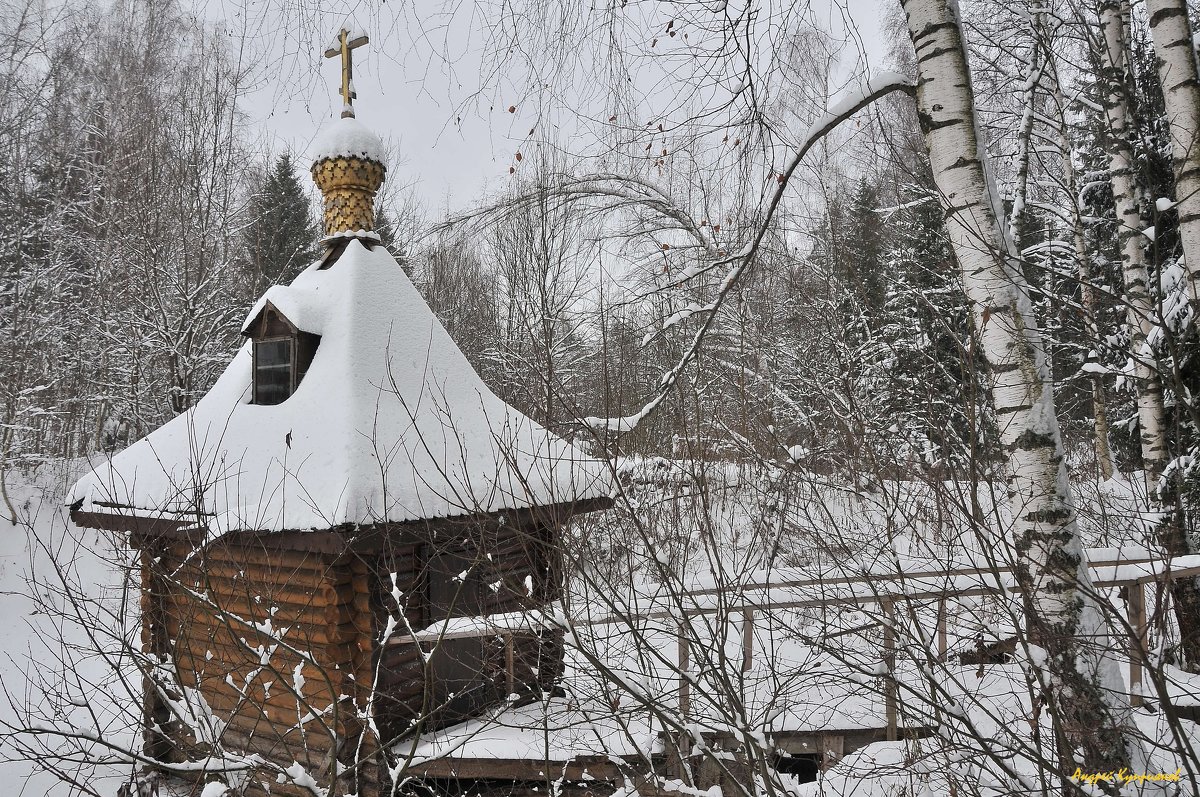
[
  {"x1": 842, "y1": 178, "x2": 888, "y2": 327},
  {"x1": 240, "y1": 153, "x2": 318, "y2": 295},
  {"x1": 873, "y1": 191, "x2": 980, "y2": 467}
]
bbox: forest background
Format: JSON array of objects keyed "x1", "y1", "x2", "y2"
[
  {"x1": 9, "y1": 0, "x2": 1187, "y2": 489},
  {"x1": 5, "y1": 0, "x2": 1200, "y2": 793}
]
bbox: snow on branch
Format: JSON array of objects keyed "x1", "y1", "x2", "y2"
[
  {"x1": 432, "y1": 73, "x2": 914, "y2": 436},
  {"x1": 583, "y1": 72, "x2": 916, "y2": 434}
]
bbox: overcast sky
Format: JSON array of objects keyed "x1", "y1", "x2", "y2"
[{"x1": 210, "y1": 0, "x2": 890, "y2": 214}]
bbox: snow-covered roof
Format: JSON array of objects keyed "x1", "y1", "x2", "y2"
[
  {"x1": 310, "y1": 116, "x2": 387, "y2": 164},
  {"x1": 70, "y1": 241, "x2": 612, "y2": 534},
  {"x1": 240, "y1": 286, "x2": 328, "y2": 336}
]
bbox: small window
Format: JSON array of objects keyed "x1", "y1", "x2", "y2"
[
  {"x1": 244, "y1": 303, "x2": 319, "y2": 405},
  {"x1": 254, "y1": 338, "x2": 294, "y2": 405}
]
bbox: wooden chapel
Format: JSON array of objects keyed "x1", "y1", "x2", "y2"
[{"x1": 69, "y1": 31, "x2": 612, "y2": 797}]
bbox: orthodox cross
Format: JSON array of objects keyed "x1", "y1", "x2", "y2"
[{"x1": 324, "y1": 29, "x2": 369, "y2": 118}]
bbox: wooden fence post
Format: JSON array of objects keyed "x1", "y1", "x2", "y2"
[
  {"x1": 1127, "y1": 582, "x2": 1147, "y2": 707},
  {"x1": 882, "y1": 599, "x2": 897, "y2": 741},
  {"x1": 937, "y1": 596, "x2": 947, "y2": 660},
  {"x1": 678, "y1": 618, "x2": 690, "y2": 721},
  {"x1": 504, "y1": 633, "x2": 516, "y2": 696},
  {"x1": 742, "y1": 607, "x2": 754, "y2": 673}
]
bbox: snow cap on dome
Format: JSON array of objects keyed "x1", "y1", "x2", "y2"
[{"x1": 311, "y1": 115, "x2": 386, "y2": 165}]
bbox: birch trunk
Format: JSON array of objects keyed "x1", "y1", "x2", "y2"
[
  {"x1": 1098, "y1": 0, "x2": 1170, "y2": 491},
  {"x1": 1104, "y1": 0, "x2": 1200, "y2": 670},
  {"x1": 901, "y1": 0, "x2": 1138, "y2": 777},
  {"x1": 1039, "y1": 22, "x2": 1117, "y2": 479},
  {"x1": 1145, "y1": 0, "x2": 1200, "y2": 295},
  {"x1": 1051, "y1": 89, "x2": 1115, "y2": 481}
]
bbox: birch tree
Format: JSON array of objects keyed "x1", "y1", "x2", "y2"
[
  {"x1": 900, "y1": 0, "x2": 1140, "y2": 776},
  {"x1": 1092, "y1": 0, "x2": 1200, "y2": 671},
  {"x1": 1097, "y1": 0, "x2": 1172, "y2": 492},
  {"x1": 1144, "y1": 0, "x2": 1200, "y2": 291}
]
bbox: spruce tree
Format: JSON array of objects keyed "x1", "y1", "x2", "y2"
[
  {"x1": 842, "y1": 178, "x2": 888, "y2": 327},
  {"x1": 241, "y1": 153, "x2": 318, "y2": 294}
]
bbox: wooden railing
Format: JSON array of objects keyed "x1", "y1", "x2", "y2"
[{"x1": 386, "y1": 550, "x2": 1200, "y2": 737}]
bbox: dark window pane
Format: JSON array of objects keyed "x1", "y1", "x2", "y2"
[
  {"x1": 257, "y1": 339, "x2": 291, "y2": 367},
  {"x1": 255, "y1": 339, "x2": 292, "y2": 405}
]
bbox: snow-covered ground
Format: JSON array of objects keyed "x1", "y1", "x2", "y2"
[
  {"x1": 0, "y1": 462, "x2": 137, "y2": 797},
  {"x1": 2, "y1": 460, "x2": 1198, "y2": 795}
]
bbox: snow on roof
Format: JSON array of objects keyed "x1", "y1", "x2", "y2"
[
  {"x1": 70, "y1": 240, "x2": 611, "y2": 534},
  {"x1": 240, "y1": 284, "x2": 329, "y2": 336},
  {"x1": 310, "y1": 116, "x2": 387, "y2": 164}
]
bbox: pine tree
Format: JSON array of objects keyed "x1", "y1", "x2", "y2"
[{"x1": 240, "y1": 153, "x2": 318, "y2": 295}]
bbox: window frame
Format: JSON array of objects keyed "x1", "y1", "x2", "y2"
[
  {"x1": 252, "y1": 334, "x2": 297, "y2": 406},
  {"x1": 245, "y1": 302, "x2": 319, "y2": 406}
]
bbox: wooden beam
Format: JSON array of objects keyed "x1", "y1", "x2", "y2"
[
  {"x1": 1127, "y1": 583, "x2": 1148, "y2": 708},
  {"x1": 819, "y1": 733, "x2": 844, "y2": 771},
  {"x1": 677, "y1": 623, "x2": 690, "y2": 721},
  {"x1": 881, "y1": 599, "x2": 897, "y2": 743},
  {"x1": 405, "y1": 756, "x2": 635, "y2": 782},
  {"x1": 937, "y1": 597, "x2": 948, "y2": 660},
  {"x1": 505, "y1": 634, "x2": 516, "y2": 696},
  {"x1": 741, "y1": 607, "x2": 754, "y2": 673}
]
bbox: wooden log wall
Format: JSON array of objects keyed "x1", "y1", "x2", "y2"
[
  {"x1": 132, "y1": 505, "x2": 583, "y2": 797},
  {"x1": 373, "y1": 516, "x2": 565, "y2": 744},
  {"x1": 148, "y1": 532, "x2": 371, "y2": 797}
]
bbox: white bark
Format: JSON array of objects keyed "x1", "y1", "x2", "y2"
[
  {"x1": 1145, "y1": 0, "x2": 1200, "y2": 298},
  {"x1": 901, "y1": 0, "x2": 1138, "y2": 775},
  {"x1": 1045, "y1": 54, "x2": 1115, "y2": 480},
  {"x1": 1103, "y1": 0, "x2": 1200, "y2": 669},
  {"x1": 1098, "y1": 0, "x2": 1170, "y2": 492},
  {"x1": 1006, "y1": 17, "x2": 1044, "y2": 244}
]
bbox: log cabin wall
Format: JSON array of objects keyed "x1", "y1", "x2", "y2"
[
  {"x1": 128, "y1": 500, "x2": 606, "y2": 796},
  {"x1": 371, "y1": 513, "x2": 566, "y2": 746},
  {"x1": 143, "y1": 532, "x2": 374, "y2": 797}
]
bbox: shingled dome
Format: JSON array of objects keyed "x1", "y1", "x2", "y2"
[{"x1": 311, "y1": 115, "x2": 388, "y2": 163}]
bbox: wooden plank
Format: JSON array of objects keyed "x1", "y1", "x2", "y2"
[
  {"x1": 192, "y1": 544, "x2": 338, "y2": 573},
  {"x1": 937, "y1": 597, "x2": 947, "y2": 660},
  {"x1": 1127, "y1": 583, "x2": 1148, "y2": 708},
  {"x1": 167, "y1": 615, "x2": 361, "y2": 652},
  {"x1": 168, "y1": 589, "x2": 360, "y2": 625},
  {"x1": 222, "y1": 695, "x2": 362, "y2": 738},
  {"x1": 662, "y1": 554, "x2": 1158, "y2": 602},
  {"x1": 742, "y1": 608, "x2": 754, "y2": 672},
  {"x1": 1133, "y1": 563, "x2": 1200, "y2": 585},
  {"x1": 169, "y1": 593, "x2": 358, "y2": 629},
  {"x1": 200, "y1": 687, "x2": 344, "y2": 729},
  {"x1": 553, "y1": 559, "x2": 1200, "y2": 629},
  {"x1": 166, "y1": 607, "x2": 359, "y2": 648},
  {"x1": 172, "y1": 627, "x2": 359, "y2": 665},
  {"x1": 882, "y1": 599, "x2": 897, "y2": 742},
  {"x1": 819, "y1": 733, "x2": 843, "y2": 770},
  {"x1": 677, "y1": 623, "x2": 690, "y2": 721},
  {"x1": 220, "y1": 718, "x2": 344, "y2": 756},
  {"x1": 176, "y1": 568, "x2": 357, "y2": 602},
  {"x1": 378, "y1": 646, "x2": 424, "y2": 666},
  {"x1": 505, "y1": 634, "x2": 516, "y2": 695},
  {"x1": 172, "y1": 585, "x2": 350, "y2": 614},
  {"x1": 405, "y1": 756, "x2": 634, "y2": 782},
  {"x1": 73, "y1": 508, "x2": 197, "y2": 540},
  {"x1": 218, "y1": 723, "x2": 338, "y2": 762}
]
